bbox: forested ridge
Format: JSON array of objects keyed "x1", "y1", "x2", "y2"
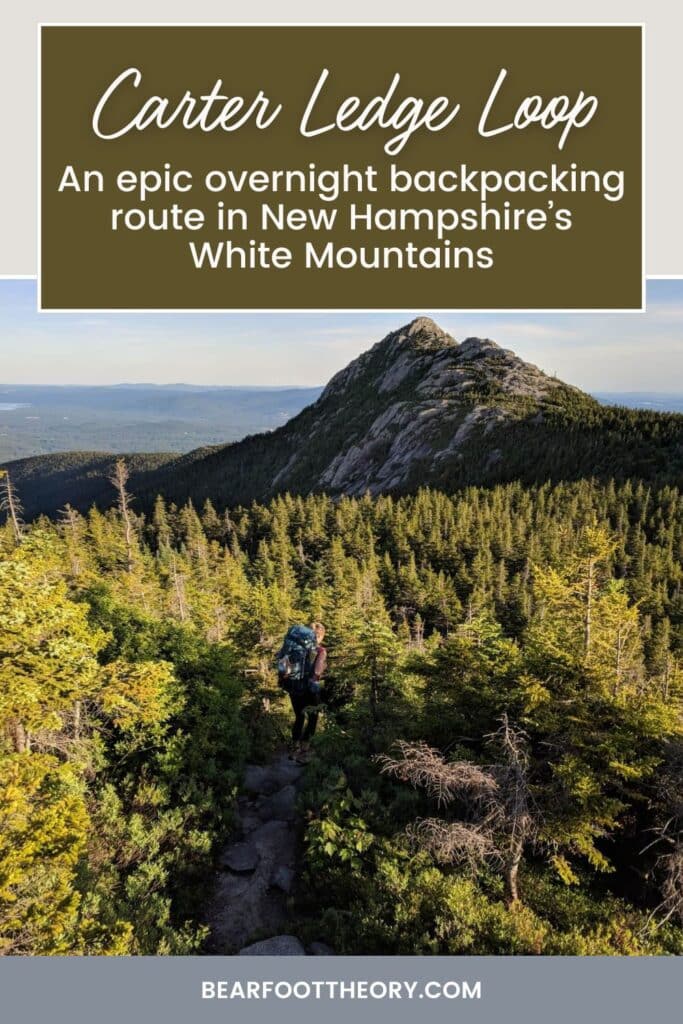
[{"x1": 1, "y1": 470, "x2": 682, "y2": 954}]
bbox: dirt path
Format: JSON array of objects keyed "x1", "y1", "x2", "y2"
[{"x1": 204, "y1": 751, "x2": 333, "y2": 956}]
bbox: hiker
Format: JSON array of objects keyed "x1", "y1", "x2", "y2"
[{"x1": 277, "y1": 621, "x2": 327, "y2": 760}]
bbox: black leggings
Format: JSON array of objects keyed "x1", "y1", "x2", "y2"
[{"x1": 290, "y1": 688, "x2": 320, "y2": 742}]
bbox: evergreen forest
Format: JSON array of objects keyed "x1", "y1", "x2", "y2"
[{"x1": 1, "y1": 468, "x2": 682, "y2": 955}]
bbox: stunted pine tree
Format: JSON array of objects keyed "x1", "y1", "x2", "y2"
[
  {"x1": 0, "y1": 468, "x2": 23, "y2": 544},
  {"x1": 416, "y1": 611, "x2": 522, "y2": 747},
  {"x1": 59, "y1": 503, "x2": 87, "y2": 580},
  {"x1": 109, "y1": 459, "x2": 136, "y2": 573},
  {"x1": 169, "y1": 552, "x2": 189, "y2": 623},
  {"x1": 152, "y1": 494, "x2": 173, "y2": 550},
  {"x1": 201, "y1": 498, "x2": 222, "y2": 542},
  {"x1": 523, "y1": 526, "x2": 680, "y2": 883},
  {"x1": 0, "y1": 532, "x2": 107, "y2": 754},
  {"x1": 527, "y1": 525, "x2": 643, "y2": 692}
]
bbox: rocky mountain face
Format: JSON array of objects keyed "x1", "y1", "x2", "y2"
[
  {"x1": 273, "y1": 316, "x2": 588, "y2": 496},
  {"x1": 133, "y1": 314, "x2": 601, "y2": 507},
  {"x1": 5, "y1": 317, "x2": 683, "y2": 518}
]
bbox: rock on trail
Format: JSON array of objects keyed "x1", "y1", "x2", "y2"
[{"x1": 238, "y1": 935, "x2": 306, "y2": 956}]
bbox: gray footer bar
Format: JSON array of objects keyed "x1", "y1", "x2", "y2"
[{"x1": 0, "y1": 956, "x2": 677, "y2": 1024}]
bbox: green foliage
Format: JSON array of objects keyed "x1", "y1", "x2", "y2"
[
  {"x1": 0, "y1": 753, "x2": 89, "y2": 955},
  {"x1": 305, "y1": 772, "x2": 377, "y2": 873},
  {"x1": 1, "y1": 478, "x2": 683, "y2": 954},
  {"x1": 300, "y1": 827, "x2": 682, "y2": 955},
  {"x1": 0, "y1": 527, "x2": 248, "y2": 954},
  {"x1": 0, "y1": 532, "x2": 107, "y2": 740}
]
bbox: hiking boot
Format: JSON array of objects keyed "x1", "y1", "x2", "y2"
[{"x1": 295, "y1": 742, "x2": 312, "y2": 765}]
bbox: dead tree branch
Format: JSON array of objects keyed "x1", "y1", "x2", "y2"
[
  {"x1": 0, "y1": 469, "x2": 24, "y2": 542},
  {"x1": 109, "y1": 459, "x2": 135, "y2": 572}
]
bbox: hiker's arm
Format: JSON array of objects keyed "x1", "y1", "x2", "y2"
[{"x1": 311, "y1": 647, "x2": 327, "y2": 681}]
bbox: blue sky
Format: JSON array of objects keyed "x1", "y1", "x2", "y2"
[{"x1": 0, "y1": 278, "x2": 682, "y2": 390}]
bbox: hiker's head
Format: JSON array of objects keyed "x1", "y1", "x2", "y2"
[{"x1": 311, "y1": 621, "x2": 326, "y2": 643}]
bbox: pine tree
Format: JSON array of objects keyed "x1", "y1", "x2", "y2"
[
  {"x1": 109, "y1": 459, "x2": 136, "y2": 573},
  {"x1": 0, "y1": 468, "x2": 23, "y2": 543}
]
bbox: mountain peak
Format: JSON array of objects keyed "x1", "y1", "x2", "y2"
[
  {"x1": 406, "y1": 315, "x2": 447, "y2": 336},
  {"x1": 300, "y1": 317, "x2": 598, "y2": 496},
  {"x1": 11, "y1": 314, "x2": 683, "y2": 520},
  {"x1": 389, "y1": 316, "x2": 456, "y2": 350}
]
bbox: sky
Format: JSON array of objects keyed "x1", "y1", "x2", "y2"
[{"x1": 0, "y1": 278, "x2": 682, "y2": 391}]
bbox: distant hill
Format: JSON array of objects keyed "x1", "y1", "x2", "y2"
[
  {"x1": 0, "y1": 384, "x2": 322, "y2": 462},
  {"x1": 3, "y1": 451, "x2": 179, "y2": 519},
  {"x1": 5, "y1": 318, "x2": 683, "y2": 519},
  {"x1": 593, "y1": 392, "x2": 683, "y2": 414}
]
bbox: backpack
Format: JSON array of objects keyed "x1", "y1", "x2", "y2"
[{"x1": 276, "y1": 625, "x2": 318, "y2": 695}]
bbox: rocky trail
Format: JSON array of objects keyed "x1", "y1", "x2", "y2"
[{"x1": 204, "y1": 750, "x2": 334, "y2": 956}]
